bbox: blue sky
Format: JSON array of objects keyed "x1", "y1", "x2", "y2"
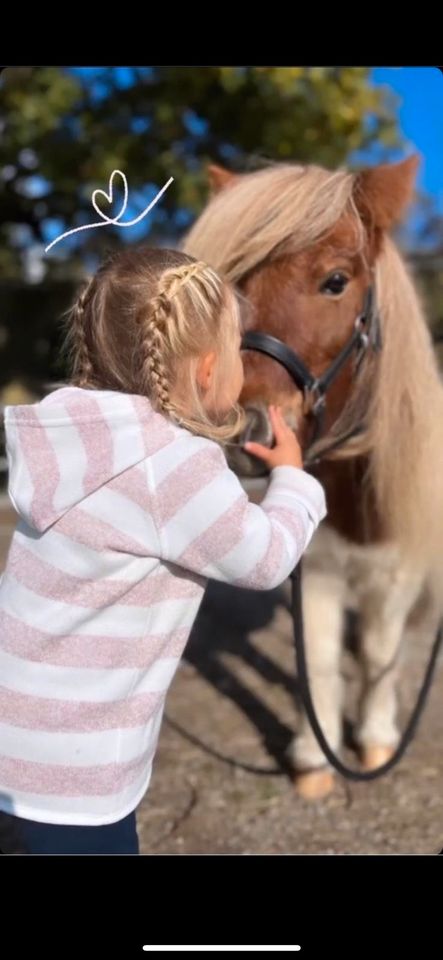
[{"x1": 371, "y1": 67, "x2": 443, "y2": 212}]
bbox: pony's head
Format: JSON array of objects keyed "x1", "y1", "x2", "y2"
[
  {"x1": 186, "y1": 157, "x2": 417, "y2": 473},
  {"x1": 184, "y1": 156, "x2": 443, "y2": 566}
]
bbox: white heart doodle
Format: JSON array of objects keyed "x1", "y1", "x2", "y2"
[
  {"x1": 91, "y1": 169, "x2": 128, "y2": 223},
  {"x1": 45, "y1": 169, "x2": 173, "y2": 253}
]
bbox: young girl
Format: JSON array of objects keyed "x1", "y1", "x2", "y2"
[{"x1": 0, "y1": 246, "x2": 326, "y2": 854}]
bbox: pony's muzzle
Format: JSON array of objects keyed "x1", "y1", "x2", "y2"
[{"x1": 225, "y1": 403, "x2": 273, "y2": 478}]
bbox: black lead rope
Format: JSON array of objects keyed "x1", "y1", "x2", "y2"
[{"x1": 291, "y1": 560, "x2": 443, "y2": 780}]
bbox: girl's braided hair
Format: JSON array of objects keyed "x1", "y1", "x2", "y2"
[{"x1": 62, "y1": 246, "x2": 245, "y2": 442}]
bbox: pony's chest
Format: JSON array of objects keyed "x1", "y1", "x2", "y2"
[{"x1": 310, "y1": 458, "x2": 383, "y2": 545}]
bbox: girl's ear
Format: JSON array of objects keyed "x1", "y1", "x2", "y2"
[{"x1": 196, "y1": 351, "x2": 217, "y2": 390}]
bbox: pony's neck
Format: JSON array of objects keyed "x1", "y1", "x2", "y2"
[{"x1": 312, "y1": 456, "x2": 383, "y2": 545}]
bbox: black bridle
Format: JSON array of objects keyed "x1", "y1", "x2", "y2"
[{"x1": 241, "y1": 285, "x2": 382, "y2": 458}]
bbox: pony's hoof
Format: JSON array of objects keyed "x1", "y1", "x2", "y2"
[
  {"x1": 361, "y1": 744, "x2": 395, "y2": 771},
  {"x1": 295, "y1": 769, "x2": 335, "y2": 799}
]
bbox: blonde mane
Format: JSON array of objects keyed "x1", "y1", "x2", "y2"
[{"x1": 183, "y1": 163, "x2": 443, "y2": 571}]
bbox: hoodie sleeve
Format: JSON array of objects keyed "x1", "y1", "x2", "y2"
[{"x1": 147, "y1": 437, "x2": 327, "y2": 590}]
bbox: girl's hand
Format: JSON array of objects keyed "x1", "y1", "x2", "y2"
[{"x1": 244, "y1": 405, "x2": 303, "y2": 470}]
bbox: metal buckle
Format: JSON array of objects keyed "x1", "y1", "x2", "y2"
[
  {"x1": 304, "y1": 380, "x2": 326, "y2": 416},
  {"x1": 354, "y1": 313, "x2": 367, "y2": 333},
  {"x1": 354, "y1": 313, "x2": 370, "y2": 355}
]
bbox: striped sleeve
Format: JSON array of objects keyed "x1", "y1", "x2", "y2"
[{"x1": 148, "y1": 438, "x2": 327, "y2": 590}]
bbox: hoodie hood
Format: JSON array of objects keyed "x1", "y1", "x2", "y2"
[{"x1": 5, "y1": 386, "x2": 170, "y2": 533}]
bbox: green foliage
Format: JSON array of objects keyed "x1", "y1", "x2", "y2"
[{"x1": 0, "y1": 66, "x2": 400, "y2": 280}]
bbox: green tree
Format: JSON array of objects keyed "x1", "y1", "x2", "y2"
[{"x1": 0, "y1": 66, "x2": 400, "y2": 281}]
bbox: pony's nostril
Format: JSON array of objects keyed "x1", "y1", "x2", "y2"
[
  {"x1": 240, "y1": 404, "x2": 273, "y2": 448},
  {"x1": 241, "y1": 422, "x2": 253, "y2": 444},
  {"x1": 241, "y1": 409, "x2": 261, "y2": 444},
  {"x1": 227, "y1": 404, "x2": 272, "y2": 478}
]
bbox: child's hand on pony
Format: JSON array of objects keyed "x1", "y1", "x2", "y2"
[{"x1": 244, "y1": 404, "x2": 303, "y2": 470}]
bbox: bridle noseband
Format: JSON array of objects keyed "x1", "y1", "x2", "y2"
[{"x1": 241, "y1": 285, "x2": 382, "y2": 460}]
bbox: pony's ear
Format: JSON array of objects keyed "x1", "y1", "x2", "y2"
[
  {"x1": 207, "y1": 163, "x2": 240, "y2": 194},
  {"x1": 354, "y1": 155, "x2": 420, "y2": 230}
]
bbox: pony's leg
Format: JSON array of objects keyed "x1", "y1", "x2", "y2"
[
  {"x1": 356, "y1": 573, "x2": 422, "y2": 769},
  {"x1": 292, "y1": 568, "x2": 346, "y2": 798}
]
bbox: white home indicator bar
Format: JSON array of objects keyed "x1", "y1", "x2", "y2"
[{"x1": 142, "y1": 948, "x2": 301, "y2": 953}]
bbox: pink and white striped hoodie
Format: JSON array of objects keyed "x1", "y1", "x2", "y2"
[{"x1": 0, "y1": 386, "x2": 326, "y2": 825}]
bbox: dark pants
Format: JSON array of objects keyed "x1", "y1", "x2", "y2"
[{"x1": 0, "y1": 809, "x2": 139, "y2": 854}]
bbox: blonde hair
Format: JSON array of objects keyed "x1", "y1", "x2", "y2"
[
  {"x1": 184, "y1": 163, "x2": 364, "y2": 281},
  {"x1": 184, "y1": 162, "x2": 443, "y2": 570},
  {"x1": 62, "y1": 246, "x2": 245, "y2": 443}
]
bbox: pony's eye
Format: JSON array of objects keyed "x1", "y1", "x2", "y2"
[{"x1": 320, "y1": 272, "x2": 349, "y2": 296}]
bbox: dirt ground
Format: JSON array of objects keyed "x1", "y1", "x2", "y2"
[{"x1": 1, "y1": 500, "x2": 442, "y2": 855}]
